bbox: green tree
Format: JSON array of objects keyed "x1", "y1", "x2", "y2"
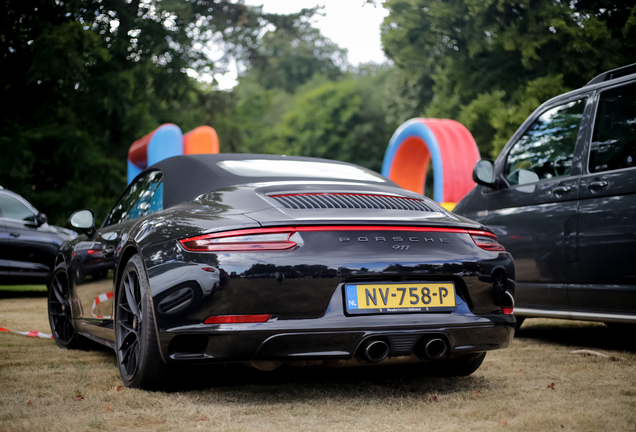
[
  {"x1": 0, "y1": 0, "x2": 313, "y2": 225},
  {"x1": 278, "y1": 64, "x2": 397, "y2": 172},
  {"x1": 381, "y1": 0, "x2": 636, "y2": 156},
  {"x1": 245, "y1": 22, "x2": 348, "y2": 93},
  {"x1": 221, "y1": 22, "x2": 351, "y2": 156}
]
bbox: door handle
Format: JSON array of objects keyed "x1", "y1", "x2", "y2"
[
  {"x1": 553, "y1": 185, "x2": 571, "y2": 197},
  {"x1": 588, "y1": 180, "x2": 608, "y2": 191},
  {"x1": 104, "y1": 246, "x2": 115, "y2": 257},
  {"x1": 9, "y1": 232, "x2": 20, "y2": 238}
]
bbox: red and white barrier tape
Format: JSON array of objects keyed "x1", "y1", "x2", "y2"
[
  {"x1": 0, "y1": 327, "x2": 53, "y2": 339},
  {"x1": 91, "y1": 291, "x2": 113, "y2": 319},
  {"x1": 1, "y1": 290, "x2": 114, "y2": 338}
]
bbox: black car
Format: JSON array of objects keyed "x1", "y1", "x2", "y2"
[
  {"x1": 455, "y1": 63, "x2": 636, "y2": 328},
  {"x1": 0, "y1": 187, "x2": 76, "y2": 284},
  {"x1": 49, "y1": 154, "x2": 516, "y2": 390},
  {"x1": 70, "y1": 241, "x2": 114, "y2": 285}
]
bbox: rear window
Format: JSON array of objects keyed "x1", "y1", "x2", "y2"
[{"x1": 217, "y1": 160, "x2": 385, "y2": 182}]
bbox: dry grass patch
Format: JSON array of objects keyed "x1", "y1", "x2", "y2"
[{"x1": 1, "y1": 297, "x2": 635, "y2": 431}]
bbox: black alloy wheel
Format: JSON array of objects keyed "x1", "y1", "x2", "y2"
[
  {"x1": 116, "y1": 264, "x2": 142, "y2": 382},
  {"x1": 48, "y1": 269, "x2": 86, "y2": 349},
  {"x1": 115, "y1": 254, "x2": 169, "y2": 389}
]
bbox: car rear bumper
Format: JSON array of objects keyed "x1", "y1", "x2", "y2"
[{"x1": 157, "y1": 288, "x2": 516, "y2": 365}]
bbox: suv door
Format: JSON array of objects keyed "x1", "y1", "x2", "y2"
[
  {"x1": 571, "y1": 81, "x2": 636, "y2": 316},
  {"x1": 486, "y1": 96, "x2": 592, "y2": 312},
  {"x1": 0, "y1": 192, "x2": 56, "y2": 283}
]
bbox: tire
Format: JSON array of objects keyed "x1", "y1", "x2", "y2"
[
  {"x1": 604, "y1": 322, "x2": 636, "y2": 333},
  {"x1": 429, "y1": 352, "x2": 487, "y2": 377},
  {"x1": 115, "y1": 254, "x2": 170, "y2": 390},
  {"x1": 73, "y1": 260, "x2": 85, "y2": 285},
  {"x1": 48, "y1": 269, "x2": 89, "y2": 349}
]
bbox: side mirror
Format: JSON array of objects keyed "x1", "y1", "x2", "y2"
[
  {"x1": 472, "y1": 160, "x2": 496, "y2": 188},
  {"x1": 69, "y1": 209, "x2": 95, "y2": 236},
  {"x1": 516, "y1": 169, "x2": 540, "y2": 193},
  {"x1": 36, "y1": 212, "x2": 47, "y2": 227}
]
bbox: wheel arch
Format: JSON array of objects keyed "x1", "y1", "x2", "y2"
[
  {"x1": 113, "y1": 243, "x2": 169, "y2": 381},
  {"x1": 49, "y1": 254, "x2": 68, "y2": 294},
  {"x1": 54, "y1": 253, "x2": 66, "y2": 270},
  {"x1": 115, "y1": 243, "x2": 142, "y2": 296}
]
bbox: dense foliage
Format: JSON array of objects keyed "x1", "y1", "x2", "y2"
[
  {"x1": 1, "y1": 0, "x2": 633, "y2": 225},
  {"x1": 381, "y1": 0, "x2": 636, "y2": 156},
  {"x1": 0, "y1": 0, "x2": 316, "y2": 224}
]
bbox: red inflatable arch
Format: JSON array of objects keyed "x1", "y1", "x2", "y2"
[{"x1": 382, "y1": 119, "x2": 480, "y2": 209}]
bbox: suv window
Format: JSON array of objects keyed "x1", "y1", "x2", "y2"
[
  {"x1": 104, "y1": 171, "x2": 163, "y2": 226},
  {"x1": 589, "y1": 82, "x2": 636, "y2": 173},
  {"x1": 504, "y1": 99, "x2": 586, "y2": 186},
  {"x1": 0, "y1": 193, "x2": 36, "y2": 223}
]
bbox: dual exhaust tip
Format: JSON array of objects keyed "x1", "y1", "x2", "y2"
[
  {"x1": 415, "y1": 338, "x2": 448, "y2": 360},
  {"x1": 361, "y1": 340, "x2": 390, "y2": 363},
  {"x1": 357, "y1": 336, "x2": 448, "y2": 363}
]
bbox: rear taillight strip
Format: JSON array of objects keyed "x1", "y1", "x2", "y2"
[
  {"x1": 468, "y1": 230, "x2": 506, "y2": 251},
  {"x1": 294, "y1": 226, "x2": 468, "y2": 233},
  {"x1": 179, "y1": 227, "x2": 299, "y2": 252},
  {"x1": 179, "y1": 226, "x2": 504, "y2": 252}
]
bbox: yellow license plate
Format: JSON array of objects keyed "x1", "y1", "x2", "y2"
[{"x1": 345, "y1": 283, "x2": 456, "y2": 314}]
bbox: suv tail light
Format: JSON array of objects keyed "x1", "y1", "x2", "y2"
[
  {"x1": 468, "y1": 230, "x2": 505, "y2": 251},
  {"x1": 179, "y1": 228, "x2": 302, "y2": 252}
]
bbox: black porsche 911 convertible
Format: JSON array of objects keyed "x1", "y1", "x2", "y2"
[{"x1": 49, "y1": 154, "x2": 516, "y2": 390}]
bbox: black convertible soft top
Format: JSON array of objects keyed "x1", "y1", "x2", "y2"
[{"x1": 143, "y1": 154, "x2": 391, "y2": 209}]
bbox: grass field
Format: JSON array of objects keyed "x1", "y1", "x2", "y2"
[
  {"x1": 1, "y1": 296, "x2": 635, "y2": 432},
  {"x1": 0, "y1": 285, "x2": 47, "y2": 292}
]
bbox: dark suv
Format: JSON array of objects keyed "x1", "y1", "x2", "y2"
[
  {"x1": 454, "y1": 63, "x2": 636, "y2": 327},
  {"x1": 0, "y1": 187, "x2": 76, "y2": 284}
]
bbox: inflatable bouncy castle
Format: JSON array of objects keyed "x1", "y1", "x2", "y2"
[
  {"x1": 381, "y1": 119, "x2": 480, "y2": 210},
  {"x1": 128, "y1": 119, "x2": 479, "y2": 211},
  {"x1": 127, "y1": 124, "x2": 219, "y2": 184}
]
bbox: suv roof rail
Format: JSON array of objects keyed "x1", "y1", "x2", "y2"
[{"x1": 587, "y1": 63, "x2": 636, "y2": 86}]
